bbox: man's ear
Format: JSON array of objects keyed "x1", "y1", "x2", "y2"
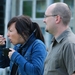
[{"x1": 55, "y1": 15, "x2": 61, "y2": 24}]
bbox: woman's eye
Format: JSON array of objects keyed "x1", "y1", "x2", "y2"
[{"x1": 8, "y1": 30, "x2": 12, "y2": 32}]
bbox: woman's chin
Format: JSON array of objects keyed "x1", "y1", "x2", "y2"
[{"x1": 46, "y1": 29, "x2": 48, "y2": 32}]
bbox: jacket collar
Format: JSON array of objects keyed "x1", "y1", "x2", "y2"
[{"x1": 18, "y1": 30, "x2": 36, "y2": 54}]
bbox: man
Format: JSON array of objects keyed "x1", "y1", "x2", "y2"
[{"x1": 43, "y1": 2, "x2": 75, "y2": 75}]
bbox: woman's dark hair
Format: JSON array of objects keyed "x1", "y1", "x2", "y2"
[{"x1": 7, "y1": 15, "x2": 45, "y2": 43}]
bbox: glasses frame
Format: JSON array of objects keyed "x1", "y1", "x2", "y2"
[{"x1": 44, "y1": 15, "x2": 57, "y2": 18}]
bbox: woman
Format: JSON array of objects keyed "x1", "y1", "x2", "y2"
[{"x1": 0, "y1": 15, "x2": 47, "y2": 75}]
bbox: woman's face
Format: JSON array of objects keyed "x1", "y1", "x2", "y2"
[{"x1": 7, "y1": 23, "x2": 24, "y2": 45}]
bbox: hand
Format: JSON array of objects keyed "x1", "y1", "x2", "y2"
[
  {"x1": 0, "y1": 35, "x2": 6, "y2": 45},
  {"x1": 72, "y1": 73, "x2": 75, "y2": 75},
  {"x1": 8, "y1": 48, "x2": 15, "y2": 59}
]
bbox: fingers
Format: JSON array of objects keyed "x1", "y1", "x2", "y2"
[
  {"x1": 8, "y1": 48, "x2": 15, "y2": 59},
  {"x1": 0, "y1": 41, "x2": 5, "y2": 45},
  {"x1": 0, "y1": 35, "x2": 6, "y2": 45}
]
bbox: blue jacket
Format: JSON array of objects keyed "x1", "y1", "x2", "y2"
[{"x1": 0, "y1": 33, "x2": 47, "y2": 75}]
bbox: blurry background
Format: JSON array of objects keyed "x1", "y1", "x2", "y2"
[{"x1": 0, "y1": 0, "x2": 75, "y2": 75}]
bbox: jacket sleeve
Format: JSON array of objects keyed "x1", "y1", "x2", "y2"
[
  {"x1": 0, "y1": 45, "x2": 10, "y2": 68},
  {"x1": 11, "y1": 40, "x2": 47, "y2": 75}
]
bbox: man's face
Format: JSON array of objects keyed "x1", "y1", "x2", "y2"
[{"x1": 43, "y1": 6, "x2": 56, "y2": 34}]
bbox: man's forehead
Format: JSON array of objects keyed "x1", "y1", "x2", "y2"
[{"x1": 45, "y1": 6, "x2": 53, "y2": 15}]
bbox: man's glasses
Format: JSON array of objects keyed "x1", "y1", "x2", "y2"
[{"x1": 44, "y1": 15, "x2": 57, "y2": 18}]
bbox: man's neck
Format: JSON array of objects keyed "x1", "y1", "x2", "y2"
[{"x1": 54, "y1": 25, "x2": 69, "y2": 38}]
